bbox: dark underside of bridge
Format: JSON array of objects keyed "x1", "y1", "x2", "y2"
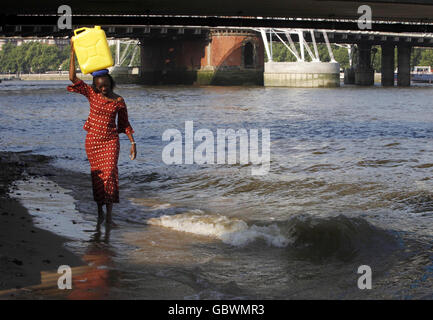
[{"x1": 3, "y1": 0, "x2": 433, "y2": 35}]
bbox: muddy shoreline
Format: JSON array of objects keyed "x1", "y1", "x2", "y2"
[{"x1": 0, "y1": 151, "x2": 84, "y2": 298}]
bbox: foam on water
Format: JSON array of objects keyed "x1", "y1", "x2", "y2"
[
  {"x1": 147, "y1": 210, "x2": 289, "y2": 247},
  {"x1": 145, "y1": 207, "x2": 403, "y2": 262}
]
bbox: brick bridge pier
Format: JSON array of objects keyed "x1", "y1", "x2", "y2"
[{"x1": 138, "y1": 28, "x2": 264, "y2": 85}]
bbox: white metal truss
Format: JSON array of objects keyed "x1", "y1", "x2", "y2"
[
  {"x1": 113, "y1": 39, "x2": 140, "y2": 66},
  {"x1": 298, "y1": 30, "x2": 305, "y2": 61},
  {"x1": 284, "y1": 31, "x2": 300, "y2": 61},
  {"x1": 256, "y1": 28, "x2": 336, "y2": 63},
  {"x1": 310, "y1": 30, "x2": 320, "y2": 62},
  {"x1": 260, "y1": 28, "x2": 272, "y2": 62},
  {"x1": 271, "y1": 29, "x2": 300, "y2": 61},
  {"x1": 322, "y1": 31, "x2": 336, "y2": 62},
  {"x1": 128, "y1": 46, "x2": 139, "y2": 67}
]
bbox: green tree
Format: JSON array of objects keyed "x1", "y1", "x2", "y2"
[
  {"x1": 418, "y1": 48, "x2": 433, "y2": 66},
  {"x1": 0, "y1": 41, "x2": 70, "y2": 73},
  {"x1": 411, "y1": 48, "x2": 423, "y2": 67},
  {"x1": 0, "y1": 42, "x2": 18, "y2": 73},
  {"x1": 333, "y1": 46, "x2": 350, "y2": 69}
]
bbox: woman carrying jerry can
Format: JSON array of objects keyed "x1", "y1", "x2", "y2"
[{"x1": 67, "y1": 26, "x2": 137, "y2": 226}]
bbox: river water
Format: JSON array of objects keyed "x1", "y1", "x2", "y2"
[{"x1": 0, "y1": 80, "x2": 432, "y2": 299}]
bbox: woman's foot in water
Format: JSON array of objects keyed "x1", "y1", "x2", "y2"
[
  {"x1": 106, "y1": 216, "x2": 118, "y2": 227},
  {"x1": 105, "y1": 203, "x2": 118, "y2": 227}
]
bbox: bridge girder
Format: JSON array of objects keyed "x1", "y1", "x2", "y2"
[
  {"x1": 4, "y1": 0, "x2": 433, "y2": 22},
  {"x1": 3, "y1": 0, "x2": 433, "y2": 35},
  {"x1": 3, "y1": 25, "x2": 433, "y2": 49},
  {"x1": 3, "y1": 16, "x2": 433, "y2": 38}
]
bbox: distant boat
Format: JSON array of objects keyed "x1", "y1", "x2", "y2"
[
  {"x1": 393, "y1": 66, "x2": 433, "y2": 83},
  {"x1": 411, "y1": 66, "x2": 433, "y2": 83}
]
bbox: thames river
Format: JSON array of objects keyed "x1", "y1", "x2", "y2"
[{"x1": 1, "y1": 80, "x2": 432, "y2": 299}]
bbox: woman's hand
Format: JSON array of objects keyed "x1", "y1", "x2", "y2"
[{"x1": 129, "y1": 143, "x2": 137, "y2": 160}]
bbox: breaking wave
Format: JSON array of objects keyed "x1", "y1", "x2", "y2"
[
  {"x1": 284, "y1": 214, "x2": 399, "y2": 261},
  {"x1": 147, "y1": 211, "x2": 399, "y2": 260},
  {"x1": 147, "y1": 210, "x2": 289, "y2": 247}
]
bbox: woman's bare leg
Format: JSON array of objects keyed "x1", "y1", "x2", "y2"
[
  {"x1": 97, "y1": 202, "x2": 105, "y2": 222},
  {"x1": 106, "y1": 203, "x2": 114, "y2": 225}
]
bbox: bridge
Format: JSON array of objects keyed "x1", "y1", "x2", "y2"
[
  {"x1": 3, "y1": 1, "x2": 433, "y2": 87},
  {"x1": 4, "y1": 0, "x2": 433, "y2": 34},
  {"x1": 258, "y1": 28, "x2": 433, "y2": 87}
]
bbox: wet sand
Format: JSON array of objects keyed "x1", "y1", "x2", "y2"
[
  {"x1": 0, "y1": 151, "x2": 84, "y2": 298},
  {"x1": 0, "y1": 151, "x2": 206, "y2": 300}
]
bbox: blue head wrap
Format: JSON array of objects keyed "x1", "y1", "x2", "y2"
[{"x1": 91, "y1": 69, "x2": 109, "y2": 77}]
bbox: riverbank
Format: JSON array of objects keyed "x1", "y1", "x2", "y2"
[
  {"x1": 0, "y1": 151, "x2": 84, "y2": 298},
  {"x1": 0, "y1": 69, "x2": 140, "y2": 83},
  {"x1": 0, "y1": 73, "x2": 92, "y2": 81}
]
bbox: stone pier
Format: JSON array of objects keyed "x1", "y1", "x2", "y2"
[
  {"x1": 263, "y1": 61, "x2": 340, "y2": 87},
  {"x1": 397, "y1": 45, "x2": 411, "y2": 86},
  {"x1": 344, "y1": 68, "x2": 355, "y2": 85},
  {"x1": 381, "y1": 44, "x2": 395, "y2": 86},
  {"x1": 138, "y1": 29, "x2": 264, "y2": 85},
  {"x1": 354, "y1": 43, "x2": 374, "y2": 86}
]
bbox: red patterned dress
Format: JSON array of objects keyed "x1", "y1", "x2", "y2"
[{"x1": 67, "y1": 80, "x2": 134, "y2": 204}]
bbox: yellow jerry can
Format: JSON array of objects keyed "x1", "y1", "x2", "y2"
[{"x1": 72, "y1": 26, "x2": 114, "y2": 74}]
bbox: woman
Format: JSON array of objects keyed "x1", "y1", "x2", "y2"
[{"x1": 67, "y1": 40, "x2": 137, "y2": 225}]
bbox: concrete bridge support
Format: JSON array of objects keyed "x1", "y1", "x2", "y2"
[
  {"x1": 264, "y1": 61, "x2": 340, "y2": 87},
  {"x1": 354, "y1": 43, "x2": 374, "y2": 86},
  {"x1": 381, "y1": 44, "x2": 395, "y2": 86},
  {"x1": 397, "y1": 45, "x2": 411, "y2": 86}
]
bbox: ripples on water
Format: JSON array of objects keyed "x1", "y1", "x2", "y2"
[{"x1": 1, "y1": 80, "x2": 433, "y2": 299}]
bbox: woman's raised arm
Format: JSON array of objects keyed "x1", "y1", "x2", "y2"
[
  {"x1": 67, "y1": 40, "x2": 91, "y2": 97},
  {"x1": 69, "y1": 39, "x2": 81, "y2": 83}
]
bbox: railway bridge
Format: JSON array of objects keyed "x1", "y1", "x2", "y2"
[{"x1": 3, "y1": 0, "x2": 433, "y2": 86}]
